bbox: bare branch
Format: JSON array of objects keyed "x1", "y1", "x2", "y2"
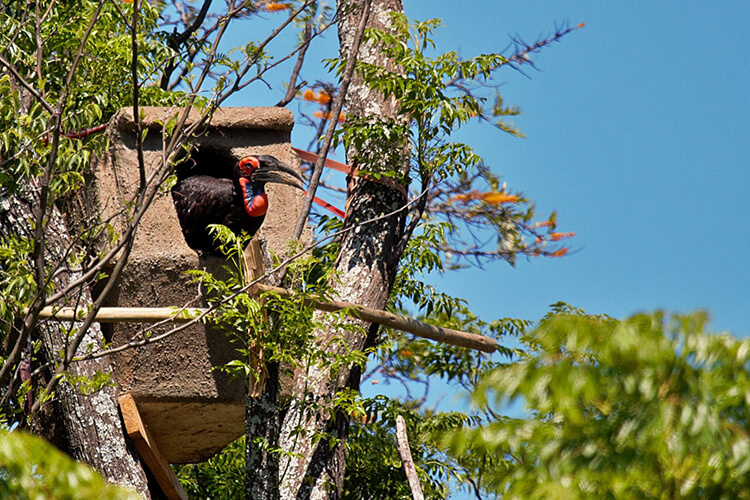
[
  {"x1": 505, "y1": 22, "x2": 584, "y2": 75},
  {"x1": 131, "y1": 0, "x2": 146, "y2": 190},
  {"x1": 276, "y1": 22, "x2": 312, "y2": 107},
  {"x1": 292, "y1": 0, "x2": 372, "y2": 239},
  {"x1": 0, "y1": 55, "x2": 55, "y2": 114},
  {"x1": 160, "y1": 0, "x2": 213, "y2": 89}
]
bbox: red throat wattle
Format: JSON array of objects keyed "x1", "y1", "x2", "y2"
[{"x1": 238, "y1": 177, "x2": 268, "y2": 216}]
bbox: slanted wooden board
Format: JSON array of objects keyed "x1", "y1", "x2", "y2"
[{"x1": 118, "y1": 394, "x2": 187, "y2": 500}]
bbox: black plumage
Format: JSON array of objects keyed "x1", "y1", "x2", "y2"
[{"x1": 172, "y1": 153, "x2": 304, "y2": 255}]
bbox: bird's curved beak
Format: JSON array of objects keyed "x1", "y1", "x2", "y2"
[{"x1": 251, "y1": 156, "x2": 305, "y2": 190}]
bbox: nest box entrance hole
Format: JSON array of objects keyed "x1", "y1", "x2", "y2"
[{"x1": 174, "y1": 145, "x2": 237, "y2": 183}]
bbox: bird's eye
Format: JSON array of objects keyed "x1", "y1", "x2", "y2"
[{"x1": 238, "y1": 156, "x2": 260, "y2": 175}]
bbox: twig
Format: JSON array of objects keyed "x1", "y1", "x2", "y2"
[
  {"x1": 0, "y1": 55, "x2": 55, "y2": 114},
  {"x1": 220, "y1": 1, "x2": 316, "y2": 103},
  {"x1": 276, "y1": 22, "x2": 312, "y2": 107},
  {"x1": 160, "y1": 0, "x2": 213, "y2": 89},
  {"x1": 132, "y1": 0, "x2": 146, "y2": 189},
  {"x1": 291, "y1": 0, "x2": 372, "y2": 239}
]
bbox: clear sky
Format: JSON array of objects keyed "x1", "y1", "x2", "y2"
[
  {"x1": 228, "y1": 1, "x2": 750, "y2": 336},
  {"x1": 403, "y1": 1, "x2": 750, "y2": 336},
  {"x1": 405, "y1": 1, "x2": 750, "y2": 336}
]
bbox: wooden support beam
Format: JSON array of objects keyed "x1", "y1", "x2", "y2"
[
  {"x1": 37, "y1": 307, "x2": 204, "y2": 323},
  {"x1": 118, "y1": 394, "x2": 187, "y2": 500},
  {"x1": 243, "y1": 239, "x2": 267, "y2": 397},
  {"x1": 37, "y1": 293, "x2": 498, "y2": 353},
  {"x1": 396, "y1": 415, "x2": 424, "y2": 500}
]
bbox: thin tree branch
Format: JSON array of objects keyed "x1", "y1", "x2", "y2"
[
  {"x1": 0, "y1": 55, "x2": 55, "y2": 114},
  {"x1": 396, "y1": 170, "x2": 432, "y2": 256},
  {"x1": 160, "y1": 0, "x2": 213, "y2": 89},
  {"x1": 131, "y1": 0, "x2": 146, "y2": 190},
  {"x1": 291, "y1": 0, "x2": 372, "y2": 239},
  {"x1": 173, "y1": 0, "x2": 213, "y2": 46},
  {"x1": 217, "y1": 0, "x2": 316, "y2": 105},
  {"x1": 276, "y1": 21, "x2": 312, "y2": 107}
]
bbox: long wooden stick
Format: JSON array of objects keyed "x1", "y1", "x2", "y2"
[
  {"x1": 37, "y1": 291, "x2": 498, "y2": 353},
  {"x1": 37, "y1": 307, "x2": 206, "y2": 323},
  {"x1": 243, "y1": 239, "x2": 267, "y2": 397}
]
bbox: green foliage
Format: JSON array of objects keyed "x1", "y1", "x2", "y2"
[
  {"x1": 332, "y1": 14, "x2": 492, "y2": 179},
  {"x1": 309, "y1": 16, "x2": 576, "y2": 498},
  {"x1": 445, "y1": 310, "x2": 750, "y2": 499},
  {"x1": 0, "y1": 0, "x2": 181, "y2": 424},
  {"x1": 188, "y1": 227, "x2": 366, "y2": 388},
  {"x1": 175, "y1": 438, "x2": 245, "y2": 500},
  {"x1": 0, "y1": 430, "x2": 139, "y2": 500},
  {"x1": 344, "y1": 397, "x2": 472, "y2": 500},
  {"x1": 335, "y1": 302, "x2": 530, "y2": 499}
]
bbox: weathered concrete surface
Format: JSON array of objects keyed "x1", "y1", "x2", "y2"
[{"x1": 87, "y1": 107, "x2": 303, "y2": 463}]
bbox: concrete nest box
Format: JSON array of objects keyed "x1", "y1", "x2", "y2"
[{"x1": 88, "y1": 107, "x2": 304, "y2": 464}]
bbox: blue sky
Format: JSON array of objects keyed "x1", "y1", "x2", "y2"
[
  {"x1": 228, "y1": 1, "x2": 749, "y2": 336},
  {"x1": 405, "y1": 2, "x2": 750, "y2": 336}
]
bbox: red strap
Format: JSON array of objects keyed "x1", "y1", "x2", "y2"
[
  {"x1": 294, "y1": 148, "x2": 351, "y2": 174},
  {"x1": 292, "y1": 147, "x2": 408, "y2": 198},
  {"x1": 311, "y1": 195, "x2": 345, "y2": 218}
]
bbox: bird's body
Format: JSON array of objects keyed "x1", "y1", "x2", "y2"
[{"x1": 172, "y1": 154, "x2": 303, "y2": 256}]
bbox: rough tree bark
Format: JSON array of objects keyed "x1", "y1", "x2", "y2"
[
  {"x1": 0, "y1": 55, "x2": 151, "y2": 490},
  {"x1": 0, "y1": 188, "x2": 151, "y2": 497},
  {"x1": 275, "y1": 1, "x2": 407, "y2": 498}
]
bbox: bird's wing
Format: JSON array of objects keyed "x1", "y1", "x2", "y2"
[{"x1": 171, "y1": 175, "x2": 234, "y2": 250}]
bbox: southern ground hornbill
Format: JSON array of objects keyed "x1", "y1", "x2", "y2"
[{"x1": 172, "y1": 152, "x2": 304, "y2": 256}]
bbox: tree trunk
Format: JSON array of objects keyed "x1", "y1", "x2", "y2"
[
  {"x1": 0, "y1": 187, "x2": 152, "y2": 497},
  {"x1": 275, "y1": 1, "x2": 407, "y2": 498}
]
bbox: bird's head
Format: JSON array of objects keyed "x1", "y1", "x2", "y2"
[
  {"x1": 235, "y1": 155, "x2": 305, "y2": 218},
  {"x1": 236, "y1": 155, "x2": 305, "y2": 190}
]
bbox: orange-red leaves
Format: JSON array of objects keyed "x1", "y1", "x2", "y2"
[
  {"x1": 450, "y1": 190, "x2": 519, "y2": 205},
  {"x1": 302, "y1": 89, "x2": 332, "y2": 104},
  {"x1": 264, "y1": 2, "x2": 288, "y2": 12},
  {"x1": 316, "y1": 91, "x2": 331, "y2": 104},
  {"x1": 549, "y1": 232, "x2": 575, "y2": 241},
  {"x1": 313, "y1": 110, "x2": 345, "y2": 123},
  {"x1": 483, "y1": 192, "x2": 519, "y2": 205}
]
